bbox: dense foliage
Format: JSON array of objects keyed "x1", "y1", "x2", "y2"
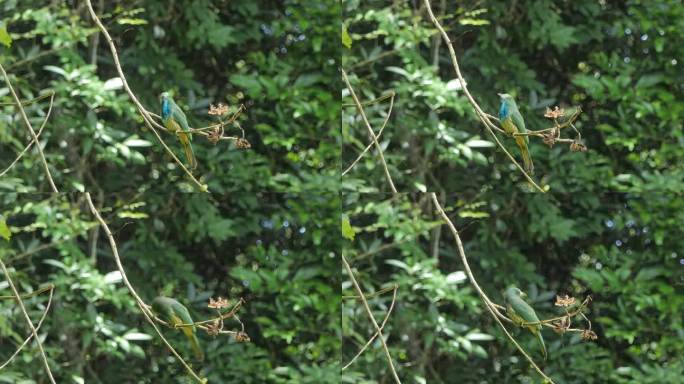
[
  {"x1": 343, "y1": 1, "x2": 684, "y2": 383},
  {"x1": 2, "y1": 0, "x2": 684, "y2": 383}
]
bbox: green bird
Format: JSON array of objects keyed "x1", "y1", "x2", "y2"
[
  {"x1": 504, "y1": 287, "x2": 547, "y2": 360},
  {"x1": 498, "y1": 93, "x2": 534, "y2": 175},
  {"x1": 160, "y1": 92, "x2": 197, "y2": 170},
  {"x1": 151, "y1": 296, "x2": 204, "y2": 360}
]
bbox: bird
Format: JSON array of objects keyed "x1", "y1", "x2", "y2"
[
  {"x1": 151, "y1": 296, "x2": 204, "y2": 360},
  {"x1": 160, "y1": 92, "x2": 197, "y2": 170},
  {"x1": 498, "y1": 93, "x2": 534, "y2": 175},
  {"x1": 504, "y1": 286, "x2": 547, "y2": 360}
]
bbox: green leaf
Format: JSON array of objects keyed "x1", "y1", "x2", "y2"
[
  {"x1": 0, "y1": 24, "x2": 11, "y2": 48},
  {"x1": 0, "y1": 218, "x2": 10, "y2": 241},
  {"x1": 342, "y1": 24, "x2": 352, "y2": 49},
  {"x1": 636, "y1": 73, "x2": 664, "y2": 88},
  {"x1": 341, "y1": 215, "x2": 355, "y2": 241},
  {"x1": 117, "y1": 18, "x2": 148, "y2": 26}
]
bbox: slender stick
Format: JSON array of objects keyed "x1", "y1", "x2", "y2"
[
  {"x1": 342, "y1": 254, "x2": 402, "y2": 383},
  {"x1": 341, "y1": 68, "x2": 398, "y2": 194},
  {"x1": 422, "y1": 0, "x2": 544, "y2": 193},
  {"x1": 0, "y1": 91, "x2": 55, "y2": 177},
  {"x1": 0, "y1": 64, "x2": 58, "y2": 192},
  {"x1": 85, "y1": 193, "x2": 206, "y2": 383},
  {"x1": 0, "y1": 259, "x2": 56, "y2": 383},
  {"x1": 342, "y1": 92, "x2": 395, "y2": 176},
  {"x1": 342, "y1": 284, "x2": 398, "y2": 370},
  {"x1": 0, "y1": 284, "x2": 55, "y2": 370},
  {"x1": 430, "y1": 193, "x2": 555, "y2": 383}
]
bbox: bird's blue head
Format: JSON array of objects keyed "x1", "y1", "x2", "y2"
[
  {"x1": 498, "y1": 93, "x2": 513, "y2": 120},
  {"x1": 160, "y1": 92, "x2": 171, "y2": 118}
]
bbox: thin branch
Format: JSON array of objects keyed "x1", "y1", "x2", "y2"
[
  {"x1": 0, "y1": 92, "x2": 53, "y2": 106},
  {"x1": 341, "y1": 68, "x2": 398, "y2": 194},
  {"x1": 342, "y1": 254, "x2": 401, "y2": 383},
  {"x1": 0, "y1": 64, "x2": 58, "y2": 192},
  {"x1": 85, "y1": 192, "x2": 206, "y2": 383},
  {"x1": 342, "y1": 285, "x2": 397, "y2": 300},
  {"x1": 0, "y1": 259, "x2": 56, "y2": 383},
  {"x1": 430, "y1": 193, "x2": 555, "y2": 383},
  {"x1": 350, "y1": 238, "x2": 414, "y2": 262},
  {"x1": 0, "y1": 91, "x2": 55, "y2": 177},
  {"x1": 0, "y1": 284, "x2": 55, "y2": 370},
  {"x1": 342, "y1": 92, "x2": 395, "y2": 176},
  {"x1": 84, "y1": 0, "x2": 207, "y2": 191},
  {"x1": 342, "y1": 284, "x2": 398, "y2": 370},
  {"x1": 422, "y1": 0, "x2": 544, "y2": 193}
]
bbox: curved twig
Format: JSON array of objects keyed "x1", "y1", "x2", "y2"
[
  {"x1": 342, "y1": 254, "x2": 402, "y2": 383},
  {"x1": 0, "y1": 259, "x2": 56, "y2": 383},
  {"x1": 0, "y1": 284, "x2": 55, "y2": 370},
  {"x1": 85, "y1": 193, "x2": 206, "y2": 383},
  {"x1": 0, "y1": 64, "x2": 59, "y2": 192},
  {"x1": 342, "y1": 92, "x2": 396, "y2": 176},
  {"x1": 342, "y1": 284, "x2": 398, "y2": 370},
  {"x1": 341, "y1": 68, "x2": 398, "y2": 194},
  {"x1": 0, "y1": 91, "x2": 55, "y2": 177}
]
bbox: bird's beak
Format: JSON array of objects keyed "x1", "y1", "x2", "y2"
[{"x1": 497, "y1": 93, "x2": 504, "y2": 97}]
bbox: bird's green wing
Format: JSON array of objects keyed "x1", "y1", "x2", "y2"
[
  {"x1": 510, "y1": 106, "x2": 528, "y2": 140},
  {"x1": 169, "y1": 99, "x2": 190, "y2": 133},
  {"x1": 507, "y1": 294, "x2": 547, "y2": 359},
  {"x1": 510, "y1": 296, "x2": 541, "y2": 324},
  {"x1": 170, "y1": 300, "x2": 195, "y2": 326}
]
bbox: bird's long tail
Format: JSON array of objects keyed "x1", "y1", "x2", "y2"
[
  {"x1": 536, "y1": 330, "x2": 547, "y2": 360},
  {"x1": 515, "y1": 136, "x2": 534, "y2": 175},
  {"x1": 177, "y1": 132, "x2": 197, "y2": 170},
  {"x1": 182, "y1": 327, "x2": 204, "y2": 361}
]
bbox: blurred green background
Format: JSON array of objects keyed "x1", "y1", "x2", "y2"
[{"x1": 342, "y1": 0, "x2": 684, "y2": 383}]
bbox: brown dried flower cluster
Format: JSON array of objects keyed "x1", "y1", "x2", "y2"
[
  {"x1": 208, "y1": 103, "x2": 229, "y2": 116},
  {"x1": 207, "y1": 127, "x2": 221, "y2": 144},
  {"x1": 542, "y1": 130, "x2": 558, "y2": 147},
  {"x1": 206, "y1": 320, "x2": 221, "y2": 336},
  {"x1": 208, "y1": 297, "x2": 230, "y2": 309},
  {"x1": 544, "y1": 106, "x2": 565, "y2": 119},
  {"x1": 234, "y1": 331, "x2": 251, "y2": 342},
  {"x1": 236, "y1": 138, "x2": 251, "y2": 149},
  {"x1": 552, "y1": 316, "x2": 571, "y2": 334},
  {"x1": 581, "y1": 329, "x2": 598, "y2": 341},
  {"x1": 570, "y1": 140, "x2": 587, "y2": 152},
  {"x1": 555, "y1": 295, "x2": 576, "y2": 307}
]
